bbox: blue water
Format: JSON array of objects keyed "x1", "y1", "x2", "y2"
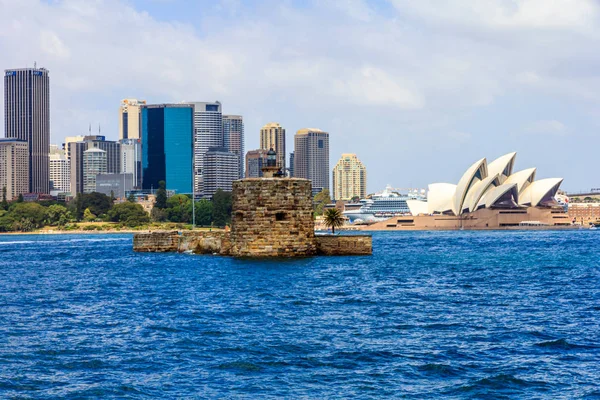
[{"x1": 0, "y1": 231, "x2": 599, "y2": 398}]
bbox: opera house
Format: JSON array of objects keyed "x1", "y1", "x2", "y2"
[{"x1": 366, "y1": 152, "x2": 572, "y2": 230}]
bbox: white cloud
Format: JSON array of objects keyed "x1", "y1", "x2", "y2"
[
  {"x1": 523, "y1": 120, "x2": 569, "y2": 136},
  {"x1": 0, "y1": 0, "x2": 599, "y2": 191}
]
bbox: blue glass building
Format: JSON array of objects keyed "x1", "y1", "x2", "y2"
[{"x1": 141, "y1": 104, "x2": 194, "y2": 194}]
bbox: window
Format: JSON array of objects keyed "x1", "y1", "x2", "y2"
[
  {"x1": 318, "y1": 140, "x2": 323, "y2": 149},
  {"x1": 275, "y1": 212, "x2": 286, "y2": 221}
]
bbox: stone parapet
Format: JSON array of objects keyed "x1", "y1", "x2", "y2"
[
  {"x1": 315, "y1": 235, "x2": 373, "y2": 256},
  {"x1": 134, "y1": 231, "x2": 230, "y2": 254},
  {"x1": 133, "y1": 230, "x2": 179, "y2": 252}
]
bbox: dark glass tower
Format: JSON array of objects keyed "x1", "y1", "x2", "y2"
[
  {"x1": 141, "y1": 104, "x2": 194, "y2": 194},
  {"x1": 4, "y1": 67, "x2": 50, "y2": 193}
]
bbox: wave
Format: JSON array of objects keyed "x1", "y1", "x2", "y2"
[
  {"x1": 0, "y1": 237, "x2": 129, "y2": 246},
  {"x1": 534, "y1": 338, "x2": 596, "y2": 350}
]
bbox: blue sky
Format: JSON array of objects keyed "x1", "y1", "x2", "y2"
[{"x1": 2, "y1": 0, "x2": 600, "y2": 193}]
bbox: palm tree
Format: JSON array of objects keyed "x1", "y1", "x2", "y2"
[{"x1": 323, "y1": 208, "x2": 345, "y2": 234}]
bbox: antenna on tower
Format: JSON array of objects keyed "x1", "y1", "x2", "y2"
[
  {"x1": 98, "y1": 123, "x2": 101, "y2": 135},
  {"x1": 34, "y1": 61, "x2": 37, "y2": 69},
  {"x1": 89, "y1": 123, "x2": 91, "y2": 134}
]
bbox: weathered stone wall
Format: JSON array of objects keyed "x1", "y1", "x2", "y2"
[
  {"x1": 315, "y1": 235, "x2": 373, "y2": 255},
  {"x1": 229, "y1": 178, "x2": 317, "y2": 257},
  {"x1": 133, "y1": 230, "x2": 179, "y2": 252},
  {"x1": 133, "y1": 230, "x2": 231, "y2": 254}
]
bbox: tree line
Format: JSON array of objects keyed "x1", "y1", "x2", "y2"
[{"x1": 0, "y1": 182, "x2": 233, "y2": 232}]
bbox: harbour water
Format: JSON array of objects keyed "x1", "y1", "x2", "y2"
[{"x1": 0, "y1": 231, "x2": 599, "y2": 398}]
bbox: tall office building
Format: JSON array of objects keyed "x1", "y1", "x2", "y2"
[
  {"x1": 63, "y1": 135, "x2": 85, "y2": 160},
  {"x1": 119, "y1": 98, "x2": 146, "y2": 140},
  {"x1": 294, "y1": 128, "x2": 330, "y2": 194},
  {"x1": 289, "y1": 152, "x2": 295, "y2": 177},
  {"x1": 49, "y1": 145, "x2": 70, "y2": 193},
  {"x1": 245, "y1": 149, "x2": 268, "y2": 178},
  {"x1": 141, "y1": 104, "x2": 194, "y2": 194},
  {"x1": 119, "y1": 138, "x2": 142, "y2": 189},
  {"x1": 0, "y1": 139, "x2": 29, "y2": 200},
  {"x1": 82, "y1": 148, "x2": 107, "y2": 193},
  {"x1": 189, "y1": 102, "x2": 222, "y2": 194},
  {"x1": 260, "y1": 122, "x2": 286, "y2": 170},
  {"x1": 4, "y1": 67, "x2": 50, "y2": 193},
  {"x1": 332, "y1": 153, "x2": 367, "y2": 201},
  {"x1": 203, "y1": 147, "x2": 239, "y2": 198},
  {"x1": 69, "y1": 136, "x2": 120, "y2": 194},
  {"x1": 223, "y1": 115, "x2": 244, "y2": 179}
]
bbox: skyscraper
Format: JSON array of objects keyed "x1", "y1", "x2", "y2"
[
  {"x1": 245, "y1": 149, "x2": 268, "y2": 178},
  {"x1": 4, "y1": 67, "x2": 50, "y2": 193},
  {"x1": 119, "y1": 138, "x2": 142, "y2": 189},
  {"x1": 141, "y1": 104, "x2": 194, "y2": 194},
  {"x1": 294, "y1": 128, "x2": 330, "y2": 194},
  {"x1": 203, "y1": 147, "x2": 239, "y2": 198},
  {"x1": 69, "y1": 136, "x2": 121, "y2": 195},
  {"x1": 49, "y1": 145, "x2": 70, "y2": 193},
  {"x1": 223, "y1": 115, "x2": 244, "y2": 179},
  {"x1": 289, "y1": 152, "x2": 295, "y2": 177},
  {"x1": 189, "y1": 102, "x2": 222, "y2": 194},
  {"x1": 260, "y1": 122, "x2": 286, "y2": 170},
  {"x1": 119, "y1": 98, "x2": 146, "y2": 140},
  {"x1": 83, "y1": 148, "x2": 107, "y2": 193},
  {"x1": 332, "y1": 153, "x2": 367, "y2": 201},
  {"x1": 0, "y1": 139, "x2": 29, "y2": 200}
]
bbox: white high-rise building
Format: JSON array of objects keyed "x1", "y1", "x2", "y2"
[
  {"x1": 83, "y1": 148, "x2": 107, "y2": 193},
  {"x1": 332, "y1": 153, "x2": 367, "y2": 201},
  {"x1": 188, "y1": 102, "x2": 223, "y2": 194},
  {"x1": 49, "y1": 145, "x2": 70, "y2": 194},
  {"x1": 119, "y1": 138, "x2": 142, "y2": 189},
  {"x1": 203, "y1": 147, "x2": 239, "y2": 198}
]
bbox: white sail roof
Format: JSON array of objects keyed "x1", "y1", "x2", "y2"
[
  {"x1": 519, "y1": 178, "x2": 563, "y2": 207},
  {"x1": 409, "y1": 152, "x2": 563, "y2": 217},
  {"x1": 452, "y1": 158, "x2": 487, "y2": 216},
  {"x1": 504, "y1": 168, "x2": 536, "y2": 195},
  {"x1": 487, "y1": 152, "x2": 516, "y2": 184}
]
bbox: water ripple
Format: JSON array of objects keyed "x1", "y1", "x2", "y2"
[{"x1": 0, "y1": 231, "x2": 599, "y2": 398}]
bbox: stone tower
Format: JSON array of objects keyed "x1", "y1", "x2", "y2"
[{"x1": 229, "y1": 178, "x2": 316, "y2": 257}]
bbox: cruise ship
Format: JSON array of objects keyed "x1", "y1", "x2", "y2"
[{"x1": 343, "y1": 185, "x2": 426, "y2": 223}]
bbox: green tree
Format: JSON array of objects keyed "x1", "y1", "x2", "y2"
[
  {"x1": 323, "y1": 208, "x2": 345, "y2": 234},
  {"x1": 0, "y1": 210, "x2": 14, "y2": 232},
  {"x1": 110, "y1": 190, "x2": 115, "y2": 202},
  {"x1": 194, "y1": 199, "x2": 213, "y2": 226},
  {"x1": 127, "y1": 192, "x2": 136, "y2": 203},
  {"x1": 212, "y1": 190, "x2": 232, "y2": 227},
  {"x1": 45, "y1": 204, "x2": 72, "y2": 226},
  {"x1": 80, "y1": 192, "x2": 112, "y2": 217},
  {"x1": 1, "y1": 187, "x2": 7, "y2": 210},
  {"x1": 73, "y1": 193, "x2": 84, "y2": 220},
  {"x1": 17, "y1": 194, "x2": 24, "y2": 203},
  {"x1": 107, "y1": 202, "x2": 150, "y2": 227},
  {"x1": 155, "y1": 180, "x2": 167, "y2": 209},
  {"x1": 351, "y1": 195, "x2": 361, "y2": 203},
  {"x1": 83, "y1": 208, "x2": 97, "y2": 222},
  {"x1": 9, "y1": 202, "x2": 47, "y2": 230},
  {"x1": 166, "y1": 194, "x2": 192, "y2": 223},
  {"x1": 313, "y1": 189, "x2": 331, "y2": 216},
  {"x1": 150, "y1": 207, "x2": 167, "y2": 222}
]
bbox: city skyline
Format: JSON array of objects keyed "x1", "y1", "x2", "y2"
[{"x1": 2, "y1": 1, "x2": 600, "y2": 192}]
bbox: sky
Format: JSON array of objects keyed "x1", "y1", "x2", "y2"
[{"x1": 1, "y1": 0, "x2": 599, "y2": 193}]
